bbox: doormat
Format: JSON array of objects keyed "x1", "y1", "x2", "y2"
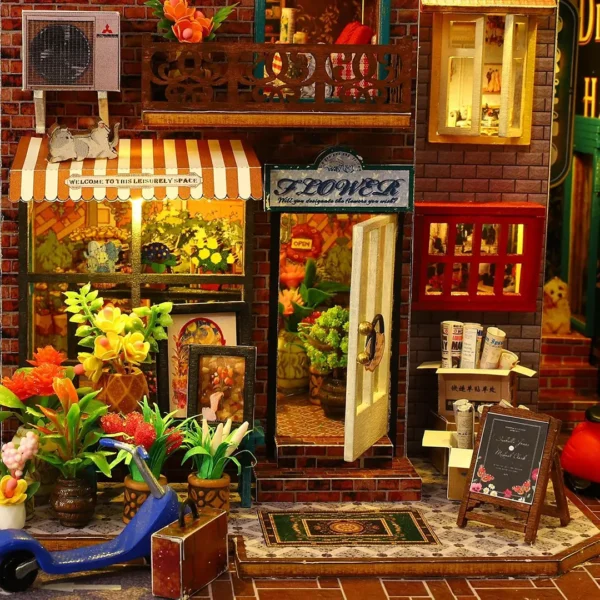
[{"x1": 258, "y1": 510, "x2": 439, "y2": 546}]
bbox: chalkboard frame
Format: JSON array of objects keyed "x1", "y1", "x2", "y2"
[{"x1": 457, "y1": 406, "x2": 570, "y2": 545}]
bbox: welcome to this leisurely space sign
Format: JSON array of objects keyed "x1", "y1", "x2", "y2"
[
  {"x1": 264, "y1": 147, "x2": 413, "y2": 213},
  {"x1": 66, "y1": 173, "x2": 202, "y2": 189}
]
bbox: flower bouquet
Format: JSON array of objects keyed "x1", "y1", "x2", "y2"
[
  {"x1": 101, "y1": 397, "x2": 184, "y2": 523},
  {"x1": 146, "y1": 0, "x2": 238, "y2": 43},
  {"x1": 64, "y1": 283, "x2": 173, "y2": 413},
  {"x1": 182, "y1": 418, "x2": 252, "y2": 513}
]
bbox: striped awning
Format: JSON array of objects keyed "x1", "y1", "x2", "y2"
[
  {"x1": 421, "y1": 0, "x2": 556, "y2": 11},
  {"x1": 9, "y1": 137, "x2": 263, "y2": 202}
]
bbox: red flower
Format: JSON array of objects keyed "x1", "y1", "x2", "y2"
[
  {"x1": 123, "y1": 412, "x2": 145, "y2": 438},
  {"x1": 133, "y1": 422, "x2": 157, "y2": 451},
  {"x1": 166, "y1": 428, "x2": 183, "y2": 454},
  {"x1": 503, "y1": 489, "x2": 513, "y2": 499},
  {"x1": 28, "y1": 346, "x2": 66, "y2": 367},
  {"x1": 101, "y1": 413, "x2": 125, "y2": 436},
  {"x1": 531, "y1": 468, "x2": 539, "y2": 482},
  {"x1": 29, "y1": 363, "x2": 65, "y2": 397},
  {"x1": 1, "y1": 372, "x2": 35, "y2": 401}
]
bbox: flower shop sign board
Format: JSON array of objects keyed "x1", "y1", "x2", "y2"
[
  {"x1": 264, "y1": 147, "x2": 413, "y2": 213},
  {"x1": 457, "y1": 406, "x2": 570, "y2": 545}
]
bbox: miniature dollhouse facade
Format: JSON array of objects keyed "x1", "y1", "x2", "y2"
[{"x1": 0, "y1": 0, "x2": 557, "y2": 494}]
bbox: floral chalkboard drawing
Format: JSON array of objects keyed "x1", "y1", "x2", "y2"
[
  {"x1": 508, "y1": 468, "x2": 538, "y2": 504},
  {"x1": 470, "y1": 465, "x2": 496, "y2": 494},
  {"x1": 471, "y1": 464, "x2": 539, "y2": 504}
]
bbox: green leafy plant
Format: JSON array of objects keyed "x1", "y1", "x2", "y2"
[
  {"x1": 182, "y1": 418, "x2": 252, "y2": 480},
  {"x1": 301, "y1": 306, "x2": 350, "y2": 376},
  {"x1": 35, "y1": 231, "x2": 77, "y2": 273}
]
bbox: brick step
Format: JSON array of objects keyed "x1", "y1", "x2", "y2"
[
  {"x1": 541, "y1": 332, "x2": 592, "y2": 349},
  {"x1": 254, "y1": 457, "x2": 422, "y2": 503},
  {"x1": 538, "y1": 363, "x2": 598, "y2": 394},
  {"x1": 275, "y1": 435, "x2": 395, "y2": 470},
  {"x1": 538, "y1": 393, "x2": 600, "y2": 432},
  {"x1": 541, "y1": 355, "x2": 591, "y2": 366}
]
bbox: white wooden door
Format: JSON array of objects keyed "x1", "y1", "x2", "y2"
[{"x1": 344, "y1": 214, "x2": 398, "y2": 462}]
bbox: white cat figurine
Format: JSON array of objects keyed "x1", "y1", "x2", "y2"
[{"x1": 48, "y1": 121, "x2": 120, "y2": 163}]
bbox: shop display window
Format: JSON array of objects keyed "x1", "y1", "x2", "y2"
[
  {"x1": 430, "y1": 13, "x2": 535, "y2": 144},
  {"x1": 413, "y1": 202, "x2": 545, "y2": 311}
]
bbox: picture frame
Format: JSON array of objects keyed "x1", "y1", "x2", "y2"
[
  {"x1": 482, "y1": 64, "x2": 502, "y2": 94},
  {"x1": 187, "y1": 344, "x2": 256, "y2": 428},
  {"x1": 156, "y1": 301, "x2": 251, "y2": 415}
]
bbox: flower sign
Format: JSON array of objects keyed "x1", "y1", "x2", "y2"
[{"x1": 146, "y1": 0, "x2": 238, "y2": 43}]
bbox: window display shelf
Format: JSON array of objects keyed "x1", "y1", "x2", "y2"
[
  {"x1": 141, "y1": 37, "x2": 413, "y2": 129},
  {"x1": 412, "y1": 202, "x2": 546, "y2": 311}
]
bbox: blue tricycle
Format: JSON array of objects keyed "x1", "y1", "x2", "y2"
[{"x1": 0, "y1": 439, "x2": 180, "y2": 593}]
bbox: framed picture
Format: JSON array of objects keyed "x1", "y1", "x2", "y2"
[
  {"x1": 156, "y1": 301, "x2": 251, "y2": 416},
  {"x1": 482, "y1": 64, "x2": 502, "y2": 94},
  {"x1": 187, "y1": 344, "x2": 256, "y2": 427}
]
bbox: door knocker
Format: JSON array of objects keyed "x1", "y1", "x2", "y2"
[{"x1": 357, "y1": 314, "x2": 385, "y2": 372}]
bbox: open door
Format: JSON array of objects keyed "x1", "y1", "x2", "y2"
[{"x1": 344, "y1": 214, "x2": 398, "y2": 461}]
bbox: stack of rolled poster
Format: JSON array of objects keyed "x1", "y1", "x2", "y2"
[{"x1": 453, "y1": 399, "x2": 474, "y2": 449}]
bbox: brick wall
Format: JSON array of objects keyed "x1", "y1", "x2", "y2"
[
  {"x1": 0, "y1": 1, "x2": 418, "y2": 455},
  {"x1": 408, "y1": 13, "x2": 556, "y2": 455}
]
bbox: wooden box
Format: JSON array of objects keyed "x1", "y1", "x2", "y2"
[{"x1": 151, "y1": 505, "x2": 228, "y2": 599}]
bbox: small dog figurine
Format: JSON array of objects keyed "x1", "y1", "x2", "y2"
[
  {"x1": 48, "y1": 121, "x2": 119, "y2": 163},
  {"x1": 542, "y1": 277, "x2": 571, "y2": 334}
]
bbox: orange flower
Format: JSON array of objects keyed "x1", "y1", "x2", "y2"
[
  {"x1": 30, "y1": 363, "x2": 65, "y2": 397},
  {"x1": 52, "y1": 378, "x2": 79, "y2": 413},
  {"x1": 194, "y1": 10, "x2": 214, "y2": 37},
  {"x1": 279, "y1": 289, "x2": 304, "y2": 316},
  {"x1": 28, "y1": 346, "x2": 66, "y2": 367},
  {"x1": 280, "y1": 264, "x2": 305, "y2": 289},
  {"x1": 163, "y1": 0, "x2": 195, "y2": 22},
  {"x1": 172, "y1": 17, "x2": 207, "y2": 43},
  {"x1": 1, "y1": 372, "x2": 35, "y2": 402}
]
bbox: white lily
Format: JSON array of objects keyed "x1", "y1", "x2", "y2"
[
  {"x1": 211, "y1": 423, "x2": 224, "y2": 453},
  {"x1": 225, "y1": 421, "x2": 249, "y2": 456},
  {"x1": 222, "y1": 418, "x2": 233, "y2": 438},
  {"x1": 201, "y1": 418, "x2": 210, "y2": 445}
]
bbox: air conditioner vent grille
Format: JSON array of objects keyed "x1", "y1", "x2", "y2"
[{"x1": 27, "y1": 20, "x2": 94, "y2": 87}]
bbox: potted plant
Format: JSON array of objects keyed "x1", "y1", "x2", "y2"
[
  {"x1": 64, "y1": 283, "x2": 173, "y2": 413},
  {"x1": 0, "y1": 431, "x2": 40, "y2": 529},
  {"x1": 182, "y1": 418, "x2": 252, "y2": 514},
  {"x1": 277, "y1": 259, "x2": 348, "y2": 395},
  {"x1": 303, "y1": 306, "x2": 350, "y2": 419},
  {"x1": 101, "y1": 398, "x2": 184, "y2": 523},
  {"x1": 32, "y1": 377, "x2": 113, "y2": 527}
]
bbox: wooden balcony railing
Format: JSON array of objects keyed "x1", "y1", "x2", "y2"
[{"x1": 141, "y1": 37, "x2": 414, "y2": 128}]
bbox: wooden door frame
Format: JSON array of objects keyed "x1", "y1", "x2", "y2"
[{"x1": 265, "y1": 212, "x2": 404, "y2": 460}]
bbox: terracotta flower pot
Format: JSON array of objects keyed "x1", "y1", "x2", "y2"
[
  {"x1": 308, "y1": 365, "x2": 330, "y2": 406},
  {"x1": 187, "y1": 473, "x2": 230, "y2": 514},
  {"x1": 277, "y1": 331, "x2": 309, "y2": 395},
  {"x1": 319, "y1": 374, "x2": 347, "y2": 420},
  {"x1": 123, "y1": 474, "x2": 168, "y2": 524},
  {"x1": 51, "y1": 477, "x2": 96, "y2": 528},
  {"x1": 95, "y1": 368, "x2": 149, "y2": 414}
]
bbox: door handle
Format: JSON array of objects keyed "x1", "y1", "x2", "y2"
[{"x1": 357, "y1": 314, "x2": 385, "y2": 371}]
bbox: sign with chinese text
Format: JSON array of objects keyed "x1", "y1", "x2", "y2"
[{"x1": 264, "y1": 147, "x2": 413, "y2": 213}]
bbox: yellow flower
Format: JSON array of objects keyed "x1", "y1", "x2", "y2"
[
  {"x1": 210, "y1": 252, "x2": 222, "y2": 265},
  {"x1": 78, "y1": 352, "x2": 104, "y2": 383},
  {"x1": 0, "y1": 476, "x2": 27, "y2": 505},
  {"x1": 93, "y1": 332, "x2": 123, "y2": 361},
  {"x1": 207, "y1": 237, "x2": 219, "y2": 250},
  {"x1": 199, "y1": 248, "x2": 210, "y2": 260},
  {"x1": 95, "y1": 305, "x2": 126, "y2": 334},
  {"x1": 226, "y1": 254, "x2": 235, "y2": 264},
  {"x1": 123, "y1": 312, "x2": 144, "y2": 332},
  {"x1": 123, "y1": 332, "x2": 150, "y2": 365}
]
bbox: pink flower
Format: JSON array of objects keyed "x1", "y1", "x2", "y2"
[
  {"x1": 531, "y1": 468, "x2": 539, "y2": 482},
  {"x1": 503, "y1": 489, "x2": 513, "y2": 498},
  {"x1": 470, "y1": 483, "x2": 482, "y2": 493}
]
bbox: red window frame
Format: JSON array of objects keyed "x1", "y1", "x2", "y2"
[{"x1": 412, "y1": 202, "x2": 546, "y2": 312}]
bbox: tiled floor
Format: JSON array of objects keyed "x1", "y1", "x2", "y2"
[{"x1": 276, "y1": 394, "x2": 345, "y2": 439}]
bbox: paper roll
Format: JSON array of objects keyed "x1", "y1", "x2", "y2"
[
  {"x1": 441, "y1": 321, "x2": 463, "y2": 368},
  {"x1": 460, "y1": 323, "x2": 483, "y2": 369},
  {"x1": 453, "y1": 399, "x2": 474, "y2": 449},
  {"x1": 479, "y1": 327, "x2": 506, "y2": 369},
  {"x1": 499, "y1": 350, "x2": 519, "y2": 370}
]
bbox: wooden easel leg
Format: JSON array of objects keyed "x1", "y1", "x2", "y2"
[
  {"x1": 551, "y1": 453, "x2": 571, "y2": 527},
  {"x1": 98, "y1": 91, "x2": 109, "y2": 124},
  {"x1": 34, "y1": 90, "x2": 46, "y2": 134}
]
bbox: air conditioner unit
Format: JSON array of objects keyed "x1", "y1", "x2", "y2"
[{"x1": 22, "y1": 10, "x2": 120, "y2": 91}]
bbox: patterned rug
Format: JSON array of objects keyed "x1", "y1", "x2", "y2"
[{"x1": 258, "y1": 509, "x2": 439, "y2": 546}]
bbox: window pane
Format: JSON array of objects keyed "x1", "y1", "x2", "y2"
[
  {"x1": 506, "y1": 223, "x2": 524, "y2": 254},
  {"x1": 481, "y1": 224, "x2": 500, "y2": 255},
  {"x1": 480, "y1": 16, "x2": 505, "y2": 137},
  {"x1": 426, "y1": 262, "x2": 445, "y2": 295},
  {"x1": 446, "y1": 57, "x2": 474, "y2": 129},
  {"x1": 449, "y1": 20, "x2": 476, "y2": 49},
  {"x1": 32, "y1": 200, "x2": 131, "y2": 274},
  {"x1": 504, "y1": 263, "x2": 521, "y2": 294},
  {"x1": 31, "y1": 283, "x2": 69, "y2": 354},
  {"x1": 455, "y1": 223, "x2": 474, "y2": 255},
  {"x1": 477, "y1": 263, "x2": 495, "y2": 295},
  {"x1": 429, "y1": 223, "x2": 448, "y2": 255},
  {"x1": 451, "y1": 263, "x2": 470, "y2": 294}
]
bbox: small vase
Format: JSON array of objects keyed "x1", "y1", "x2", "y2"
[
  {"x1": 0, "y1": 504, "x2": 26, "y2": 530},
  {"x1": 51, "y1": 477, "x2": 96, "y2": 528},
  {"x1": 308, "y1": 366, "x2": 330, "y2": 406},
  {"x1": 277, "y1": 331, "x2": 309, "y2": 395},
  {"x1": 319, "y1": 373, "x2": 347, "y2": 420},
  {"x1": 94, "y1": 368, "x2": 149, "y2": 413},
  {"x1": 123, "y1": 474, "x2": 168, "y2": 524},
  {"x1": 187, "y1": 473, "x2": 230, "y2": 514}
]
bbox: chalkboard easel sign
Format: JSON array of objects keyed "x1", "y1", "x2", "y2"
[{"x1": 457, "y1": 406, "x2": 570, "y2": 544}]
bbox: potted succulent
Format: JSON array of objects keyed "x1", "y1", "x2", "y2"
[
  {"x1": 182, "y1": 418, "x2": 252, "y2": 514},
  {"x1": 32, "y1": 377, "x2": 113, "y2": 527},
  {"x1": 303, "y1": 306, "x2": 350, "y2": 419},
  {"x1": 64, "y1": 284, "x2": 173, "y2": 413},
  {"x1": 0, "y1": 432, "x2": 40, "y2": 529},
  {"x1": 101, "y1": 398, "x2": 184, "y2": 523},
  {"x1": 277, "y1": 259, "x2": 348, "y2": 395}
]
